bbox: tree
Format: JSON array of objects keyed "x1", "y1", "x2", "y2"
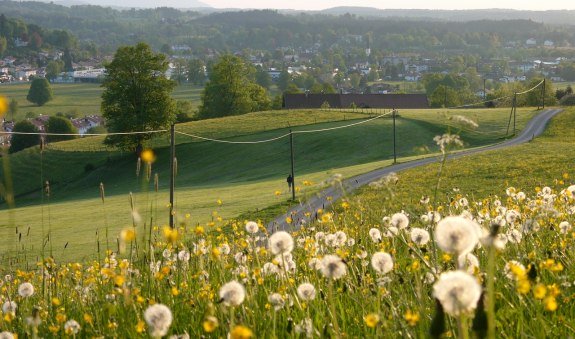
[
  {"x1": 255, "y1": 67, "x2": 272, "y2": 89},
  {"x1": 8, "y1": 99, "x2": 18, "y2": 121},
  {"x1": 101, "y1": 42, "x2": 176, "y2": 151},
  {"x1": 187, "y1": 59, "x2": 206, "y2": 85},
  {"x1": 0, "y1": 36, "x2": 7, "y2": 57},
  {"x1": 45, "y1": 116, "x2": 77, "y2": 143},
  {"x1": 9, "y1": 120, "x2": 40, "y2": 153},
  {"x1": 198, "y1": 55, "x2": 270, "y2": 119},
  {"x1": 523, "y1": 78, "x2": 556, "y2": 107},
  {"x1": 46, "y1": 60, "x2": 64, "y2": 81},
  {"x1": 26, "y1": 78, "x2": 53, "y2": 106}
]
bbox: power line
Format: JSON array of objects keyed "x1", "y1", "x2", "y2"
[{"x1": 2, "y1": 129, "x2": 168, "y2": 136}]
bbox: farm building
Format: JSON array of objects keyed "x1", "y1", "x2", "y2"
[{"x1": 283, "y1": 94, "x2": 429, "y2": 109}]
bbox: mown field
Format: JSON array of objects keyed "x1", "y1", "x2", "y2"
[{"x1": 0, "y1": 107, "x2": 572, "y2": 338}]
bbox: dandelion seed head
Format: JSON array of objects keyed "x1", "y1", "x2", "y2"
[
  {"x1": 457, "y1": 253, "x2": 480, "y2": 274},
  {"x1": 18, "y1": 282, "x2": 34, "y2": 298},
  {"x1": 371, "y1": 252, "x2": 394, "y2": 274},
  {"x1": 144, "y1": 304, "x2": 173, "y2": 337},
  {"x1": 369, "y1": 228, "x2": 382, "y2": 243},
  {"x1": 269, "y1": 231, "x2": 294, "y2": 255},
  {"x1": 559, "y1": 221, "x2": 571, "y2": 234},
  {"x1": 0, "y1": 332, "x2": 15, "y2": 339},
  {"x1": 219, "y1": 281, "x2": 246, "y2": 306},
  {"x1": 410, "y1": 228, "x2": 430, "y2": 246},
  {"x1": 64, "y1": 319, "x2": 81, "y2": 335},
  {"x1": 268, "y1": 293, "x2": 285, "y2": 310},
  {"x1": 435, "y1": 216, "x2": 479, "y2": 255},
  {"x1": 2, "y1": 301, "x2": 16, "y2": 314},
  {"x1": 297, "y1": 283, "x2": 317, "y2": 301},
  {"x1": 320, "y1": 255, "x2": 347, "y2": 280},
  {"x1": 390, "y1": 212, "x2": 409, "y2": 229},
  {"x1": 432, "y1": 271, "x2": 482, "y2": 316},
  {"x1": 245, "y1": 221, "x2": 259, "y2": 234}
]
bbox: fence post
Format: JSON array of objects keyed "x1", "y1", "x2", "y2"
[
  {"x1": 289, "y1": 129, "x2": 296, "y2": 201},
  {"x1": 393, "y1": 109, "x2": 397, "y2": 164}
]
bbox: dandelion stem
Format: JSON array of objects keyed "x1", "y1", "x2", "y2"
[
  {"x1": 328, "y1": 281, "x2": 341, "y2": 339},
  {"x1": 486, "y1": 245, "x2": 496, "y2": 339}
]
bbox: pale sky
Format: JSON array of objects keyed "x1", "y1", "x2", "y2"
[{"x1": 200, "y1": 0, "x2": 575, "y2": 11}]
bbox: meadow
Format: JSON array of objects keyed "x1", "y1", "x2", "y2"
[
  {"x1": 0, "y1": 107, "x2": 572, "y2": 338},
  {"x1": 1, "y1": 105, "x2": 536, "y2": 262}
]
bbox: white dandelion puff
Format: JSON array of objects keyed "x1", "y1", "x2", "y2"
[
  {"x1": 435, "y1": 216, "x2": 479, "y2": 255},
  {"x1": 457, "y1": 253, "x2": 480, "y2": 274},
  {"x1": 219, "y1": 281, "x2": 246, "y2": 306},
  {"x1": 371, "y1": 252, "x2": 394, "y2": 274},
  {"x1": 320, "y1": 255, "x2": 347, "y2": 279},
  {"x1": 390, "y1": 212, "x2": 409, "y2": 229},
  {"x1": 410, "y1": 228, "x2": 431, "y2": 246},
  {"x1": 0, "y1": 332, "x2": 15, "y2": 339},
  {"x1": 245, "y1": 221, "x2": 259, "y2": 234},
  {"x1": 144, "y1": 304, "x2": 172, "y2": 338},
  {"x1": 297, "y1": 283, "x2": 317, "y2": 301},
  {"x1": 64, "y1": 319, "x2": 81, "y2": 335},
  {"x1": 18, "y1": 282, "x2": 35, "y2": 298},
  {"x1": 507, "y1": 229, "x2": 523, "y2": 244},
  {"x1": 2, "y1": 301, "x2": 17, "y2": 314},
  {"x1": 559, "y1": 221, "x2": 572, "y2": 234},
  {"x1": 369, "y1": 228, "x2": 382, "y2": 243},
  {"x1": 432, "y1": 271, "x2": 482, "y2": 316},
  {"x1": 269, "y1": 231, "x2": 294, "y2": 255},
  {"x1": 268, "y1": 293, "x2": 285, "y2": 311}
]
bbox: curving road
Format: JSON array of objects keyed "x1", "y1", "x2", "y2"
[{"x1": 266, "y1": 108, "x2": 563, "y2": 232}]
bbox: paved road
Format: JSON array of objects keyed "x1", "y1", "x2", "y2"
[{"x1": 266, "y1": 108, "x2": 563, "y2": 232}]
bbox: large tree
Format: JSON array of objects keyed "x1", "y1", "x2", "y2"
[
  {"x1": 198, "y1": 55, "x2": 270, "y2": 119},
  {"x1": 101, "y1": 42, "x2": 176, "y2": 151},
  {"x1": 26, "y1": 78, "x2": 53, "y2": 106},
  {"x1": 9, "y1": 120, "x2": 40, "y2": 153},
  {"x1": 45, "y1": 116, "x2": 77, "y2": 143}
]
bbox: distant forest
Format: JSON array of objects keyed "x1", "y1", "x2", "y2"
[{"x1": 1, "y1": 0, "x2": 574, "y2": 58}]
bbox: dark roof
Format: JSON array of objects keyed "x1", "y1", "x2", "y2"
[{"x1": 284, "y1": 94, "x2": 428, "y2": 109}]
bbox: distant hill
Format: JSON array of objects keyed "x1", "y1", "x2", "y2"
[
  {"x1": 21, "y1": 0, "x2": 210, "y2": 9},
  {"x1": 318, "y1": 7, "x2": 575, "y2": 25}
]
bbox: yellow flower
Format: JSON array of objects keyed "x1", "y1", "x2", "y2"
[
  {"x1": 120, "y1": 229, "x2": 136, "y2": 242},
  {"x1": 56, "y1": 313, "x2": 67, "y2": 324},
  {"x1": 533, "y1": 284, "x2": 547, "y2": 299},
  {"x1": 140, "y1": 149, "x2": 156, "y2": 163},
  {"x1": 274, "y1": 190, "x2": 282, "y2": 196},
  {"x1": 442, "y1": 253, "x2": 452, "y2": 263},
  {"x1": 517, "y1": 279, "x2": 531, "y2": 294},
  {"x1": 230, "y1": 325, "x2": 253, "y2": 339},
  {"x1": 163, "y1": 226, "x2": 180, "y2": 243},
  {"x1": 404, "y1": 310, "x2": 420, "y2": 326},
  {"x1": 48, "y1": 325, "x2": 60, "y2": 334},
  {"x1": 52, "y1": 297, "x2": 61, "y2": 306},
  {"x1": 544, "y1": 296, "x2": 558, "y2": 311},
  {"x1": 286, "y1": 217, "x2": 292, "y2": 224},
  {"x1": 548, "y1": 284, "x2": 561, "y2": 297},
  {"x1": 203, "y1": 316, "x2": 219, "y2": 333},
  {"x1": 3, "y1": 312, "x2": 14, "y2": 322},
  {"x1": 83, "y1": 313, "x2": 93, "y2": 325},
  {"x1": 364, "y1": 313, "x2": 380, "y2": 328},
  {"x1": 0, "y1": 96, "x2": 7, "y2": 116},
  {"x1": 195, "y1": 226, "x2": 205, "y2": 235},
  {"x1": 171, "y1": 287, "x2": 180, "y2": 296},
  {"x1": 114, "y1": 275, "x2": 126, "y2": 287},
  {"x1": 217, "y1": 199, "x2": 223, "y2": 205},
  {"x1": 135, "y1": 320, "x2": 146, "y2": 333}
]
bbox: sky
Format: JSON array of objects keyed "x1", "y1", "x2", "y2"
[{"x1": 200, "y1": 0, "x2": 575, "y2": 11}]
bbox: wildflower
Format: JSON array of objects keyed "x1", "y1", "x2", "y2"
[
  {"x1": 203, "y1": 316, "x2": 218, "y2": 333},
  {"x1": 269, "y1": 231, "x2": 294, "y2": 255},
  {"x1": 230, "y1": 325, "x2": 253, "y2": 339},
  {"x1": 64, "y1": 319, "x2": 81, "y2": 335},
  {"x1": 0, "y1": 96, "x2": 7, "y2": 116},
  {"x1": 120, "y1": 228, "x2": 136, "y2": 242},
  {"x1": 162, "y1": 226, "x2": 180, "y2": 243},
  {"x1": 410, "y1": 228, "x2": 430, "y2": 246},
  {"x1": 371, "y1": 252, "x2": 394, "y2": 274},
  {"x1": 559, "y1": 221, "x2": 572, "y2": 234},
  {"x1": 18, "y1": 282, "x2": 35, "y2": 297},
  {"x1": 451, "y1": 115, "x2": 478, "y2": 129},
  {"x1": 245, "y1": 221, "x2": 259, "y2": 234},
  {"x1": 364, "y1": 313, "x2": 380, "y2": 328},
  {"x1": 390, "y1": 212, "x2": 409, "y2": 229},
  {"x1": 505, "y1": 210, "x2": 520, "y2": 224},
  {"x1": 144, "y1": 304, "x2": 173, "y2": 338},
  {"x1": 334, "y1": 231, "x2": 347, "y2": 246},
  {"x1": 404, "y1": 310, "x2": 420, "y2": 326},
  {"x1": 544, "y1": 296, "x2": 558, "y2": 311},
  {"x1": 177, "y1": 250, "x2": 190, "y2": 262},
  {"x1": 140, "y1": 149, "x2": 156, "y2": 163},
  {"x1": 369, "y1": 228, "x2": 382, "y2": 243},
  {"x1": 2, "y1": 301, "x2": 17, "y2": 314},
  {"x1": 434, "y1": 216, "x2": 479, "y2": 255},
  {"x1": 295, "y1": 318, "x2": 314, "y2": 337},
  {"x1": 433, "y1": 133, "x2": 463, "y2": 153},
  {"x1": 297, "y1": 283, "x2": 316, "y2": 301},
  {"x1": 533, "y1": 284, "x2": 547, "y2": 299},
  {"x1": 320, "y1": 255, "x2": 347, "y2": 280},
  {"x1": 219, "y1": 281, "x2": 246, "y2": 306},
  {"x1": 432, "y1": 271, "x2": 482, "y2": 316},
  {"x1": 0, "y1": 332, "x2": 15, "y2": 339},
  {"x1": 507, "y1": 229, "x2": 523, "y2": 244},
  {"x1": 457, "y1": 253, "x2": 479, "y2": 274},
  {"x1": 268, "y1": 293, "x2": 285, "y2": 310}
]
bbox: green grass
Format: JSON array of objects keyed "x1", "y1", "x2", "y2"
[
  {"x1": 0, "y1": 106, "x2": 539, "y2": 261},
  {"x1": 0, "y1": 82, "x2": 202, "y2": 120}
]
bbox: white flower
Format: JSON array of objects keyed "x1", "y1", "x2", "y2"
[
  {"x1": 410, "y1": 228, "x2": 430, "y2": 246},
  {"x1": 432, "y1": 271, "x2": 482, "y2": 316},
  {"x1": 219, "y1": 243, "x2": 231, "y2": 255},
  {"x1": 219, "y1": 280, "x2": 246, "y2": 306},
  {"x1": 371, "y1": 252, "x2": 394, "y2": 274},
  {"x1": 177, "y1": 250, "x2": 190, "y2": 262},
  {"x1": 297, "y1": 283, "x2": 316, "y2": 301},
  {"x1": 559, "y1": 221, "x2": 572, "y2": 234},
  {"x1": 64, "y1": 319, "x2": 81, "y2": 335},
  {"x1": 334, "y1": 231, "x2": 347, "y2": 246},
  {"x1": 384, "y1": 226, "x2": 399, "y2": 237},
  {"x1": 390, "y1": 212, "x2": 409, "y2": 229},
  {"x1": 314, "y1": 232, "x2": 326, "y2": 242},
  {"x1": 144, "y1": 304, "x2": 173, "y2": 338},
  {"x1": 435, "y1": 216, "x2": 479, "y2": 255},
  {"x1": 433, "y1": 133, "x2": 463, "y2": 153},
  {"x1": 295, "y1": 318, "x2": 314, "y2": 337},
  {"x1": 0, "y1": 332, "x2": 15, "y2": 339},
  {"x1": 234, "y1": 252, "x2": 247, "y2": 264},
  {"x1": 262, "y1": 262, "x2": 280, "y2": 276},
  {"x1": 18, "y1": 282, "x2": 34, "y2": 298},
  {"x1": 320, "y1": 255, "x2": 347, "y2": 279},
  {"x1": 269, "y1": 231, "x2": 294, "y2": 255},
  {"x1": 451, "y1": 115, "x2": 478, "y2": 129},
  {"x1": 458, "y1": 197, "x2": 469, "y2": 207},
  {"x1": 457, "y1": 253, "x2": 480, "y2": 274},
  {"x1": 268, "y1": 293, "x2": 285, "y2": 310},
  {"x1": 308, "y1": 258, "x2": 323, "y2": 271},
  {"x1": 516, "y1": 192, "x2": 526, "y2": 201},
  {"x1": 245, "y1": 221, "x2": 259, "y2": 234},
  {"x1": 369, "y1": 228, "x2": 382, "y2": 243},
  {"x1": 507, "y1": 229, "x2": 523, "y2": 244},
  {"x1": 2, "y1": 301, "x2": 17, "y2": 314},
  {"x1": 521, "y1": 219, "x2": 540, "y2": 233}
]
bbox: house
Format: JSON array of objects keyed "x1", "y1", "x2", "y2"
[
  {"x1": 526, "y1": 38, "x2": 537, "y2": 46},
  {"x1": 73, "y1": 68, "x2": 105, "y2": 83},
  {"x1": 71, "y1": 115, "x2": 105, "y2": 135},
  {"x1": 283, "y1": 93, "x2": 429, "y2": 109},
  {"x1": 544, "y1": 40, "x2": 554, "y2": 47},
  {"x1": 29, "y1": 115, "x2": 50, "y2": 132},
  {"x1": 16, "y1": 69, "x2": 37, "y2": 81},
  {"x1": 267, "y1": 69, "x2": 282, "y2": 80}
]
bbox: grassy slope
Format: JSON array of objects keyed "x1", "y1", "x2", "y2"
[{"x1": 0, "y1": 107, "x2": 538, "y2": 261}]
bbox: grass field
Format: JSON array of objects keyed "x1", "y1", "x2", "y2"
[
  {"x1": 0, "y1": 105, "x2": 539, "y2": 262},
  {"x1": 0, "y1": 82, "x2": 202, "y2": 120}
]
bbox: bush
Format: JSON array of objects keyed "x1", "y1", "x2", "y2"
[{"x1": 559, "y1": 94, "x2": 575, "y2": 106}]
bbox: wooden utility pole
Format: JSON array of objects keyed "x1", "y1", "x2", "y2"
[
  {"x1": 169, "y1": 124, "x2": 176, "y2": 228},
  {"x1": 289, "y1": 129, "x2": 295, "y2": 201},
  {"x1": 542, "y1": 78, "x2": 546, "y2": 109},
  {"x1": 392, "y1": 110, "x2": 397, "y2": 164}
]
